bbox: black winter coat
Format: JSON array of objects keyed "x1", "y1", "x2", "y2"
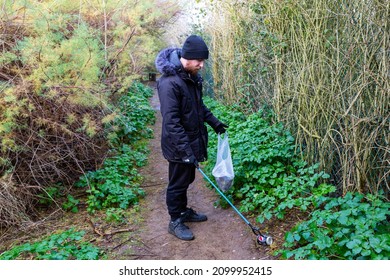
[{"x1": 155, "y1": 47, "x2": 222, "y2": 163}]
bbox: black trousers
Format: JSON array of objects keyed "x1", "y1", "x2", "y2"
[{"x1": 167, "y1": 162, "x2": 196, "y2": 220}]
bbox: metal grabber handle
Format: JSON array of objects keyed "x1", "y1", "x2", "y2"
[{"x1": 197, "y1": 167, "x2": 273, "y2": 246}]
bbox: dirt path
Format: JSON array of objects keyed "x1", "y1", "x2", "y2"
[{"x1": 124, "y1": 84, "x2": 276, "y2": 260}]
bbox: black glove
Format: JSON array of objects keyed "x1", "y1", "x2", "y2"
[
  {"x1": 183, "y1": 155, "x2": 199, "y2": 168},
  {"x1": 215, "y1": 122, "x2": 229, "y2": 134}
]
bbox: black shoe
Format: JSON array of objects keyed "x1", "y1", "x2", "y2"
[
  {"x1": 181, "y1": 208, "x2": 207, "y2": 223},
  {"x1": 168, "y1": 218, "x2": 194, "y2": 240}
]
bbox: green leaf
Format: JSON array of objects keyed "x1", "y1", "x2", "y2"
[
  {"x1": 264, "y1": 211, "x2": 273, "y2": 220},
  {"x1": 313, "y1": 235, "x2": 332, "y2": 250},
  {"x1": 346, "y1": 239, "x2": 361, "y2": 249},
  {"x1": 286, "y1": 232, "x2": 295, "y2": 243},
  {"x1": 294, "y1": 233, "x2": 301, "y2": 242},
  {"x1": 302, "y1": 232, "x2": 311, "y2": 240},
  {"x1": 361, "y1": 249, "x2": 371, "y2": 257},
  {"x1": 352, "y1": 246, "x2": 362, "y2": 255},
  {"x1": 338, "y1": 214, "x2": 348, "y2": 225}
]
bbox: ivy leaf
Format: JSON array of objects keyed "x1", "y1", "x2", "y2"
[
  {"x1": 302, "y1": 232, "x2": 311, "y2": 240},
  {"x1": 286, "y1": 232, "x2": 295, "y2": 243},
  {"x1": 352, "y1": 246, "x2": 362, "y2": 255},
  {"x1": 264, "y1": 211, "x2": 273, "y2": 220},
  {"x1": 313, "y1": 235, "x2": 332, "y2": 250},
  {"x1": 346, "y1": 239, "x2": 361, "y2": 249},
  {"x1": 294, "y1": 233, "x2": 301, "y2": 242},
  {"x1": 338, "y1": 213, "x2": 348, "y2": 225}
]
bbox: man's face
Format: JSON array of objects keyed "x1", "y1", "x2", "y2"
[{"x1": 181, "y1": 58, "x2": 205, "y2": 75}]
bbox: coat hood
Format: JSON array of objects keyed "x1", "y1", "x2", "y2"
[{"x1": 155, "y1": 47, "x2": 182, "y2": 76}]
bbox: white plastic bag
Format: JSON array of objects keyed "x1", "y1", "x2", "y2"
[{"x1": 212, "y1": 133, "x2": 234, "y2": 192}]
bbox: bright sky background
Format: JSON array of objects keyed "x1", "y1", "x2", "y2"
[{"x1": 162, "y1": 0, "x2": 210, "y2": 46}]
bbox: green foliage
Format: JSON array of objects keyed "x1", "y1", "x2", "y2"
[
  {"x1": 106, "y1": 82, "x2": 155, "y2": 147},
  {"x1": 0, "y1": 2, "x2": 111, "y2": 216},
  {"x1": 0, "y1": 228, "x2": 102, "y2": 260},
  {"x1": 204, "y1": 97, "x2": 334, "y2": 223},
  {"x1": 16, "y1": 13, "x2": 105, "y2": 102},
  {"x1": 77, "y1": 144, "x2": 146, "y2": 213},
  {"x1": 35, "y1": 184, "x2": 80, "y2": 212},
  {"x1": 278, "y1": 193, "x2": 390, "y2": 260},
  {"x1": 76, "y1": 83, "x2": 154, "y2": 213},
  {"x1": 105, "y1": 208, "x2": 128, "y2": 223},
  {"x1": 0, "y1": 51, "x2": 17, "y2": 65},
  {"x1": 36, "y1": 185, "x2": 62, "y2": 206},
  {"x1": 204, "y1": 97, "x2": 389, "y2": 259},
  {"x1": 62, "y1": 194, "x2": 80, "y2": 213},
  {"x1": 205, "y1": 0, "x2": 389, "y2": 197}
]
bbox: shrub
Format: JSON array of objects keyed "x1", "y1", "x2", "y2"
[
  {"x1": 0, "y1": 228, "x2": 102, "y2": 260},
  {"x1": 0, "y1": 0, "x2": 178, "y2": 227},
  {"x1": 77, "y1": 144, "x2": 147, "y2": 213},
  {"x1": 278, "y1": 192, "x2": 390, "y2": 260},
  {"x1": 76, "y1": 83, "x2": 155, "y2": 213},
  {"x1": 204, "y1": 97, "x2": 334, "y2": 223},
  {"x1": 204, "y1": 97, "x2": 389, "y2": 259}
]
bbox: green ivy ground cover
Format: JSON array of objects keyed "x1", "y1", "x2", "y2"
[{"x1": 203, "y1": 97, "x2": 389, "y2": 260}]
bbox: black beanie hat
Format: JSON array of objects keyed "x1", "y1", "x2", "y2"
[{"x1": 181, "y1": 35, "x2": 209, "y2": 60}]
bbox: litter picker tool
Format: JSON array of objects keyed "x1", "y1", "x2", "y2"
[{"x1": 197, "y1": 166, "x2": 273, "y2": 246}]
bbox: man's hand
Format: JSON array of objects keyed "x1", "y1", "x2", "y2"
[
  {"x1": 215, "y1": 122, "x2": 229, "y2": 134},
  {"x1": 183, "y1": 155, "x2": 199, "y2": 168}
]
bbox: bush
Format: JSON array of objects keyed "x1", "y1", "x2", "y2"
[
  {"x1": 204, "y1": 97, "x2": 389, "y2": 259},
  {"x1": 0, "y1": 228, "x2": 102, "y2": 260},
  {"x1": 204, "y1": 97, "x2": 334, "y2": 223},
  {"x1": 76, "y1": 83, "x2": 155, "y2": 213},
  {"x1": 105, "y1": 82, "x2": 155, "y2": 147},
  {"x1": 278, "y1": 192, "x2": 390, "y2": 260},
  {"x1": 77, "y1": 144, "x2": 147, "y2": 213},
  {"x1": 0, "y1": 0, "x2": 178, "y2": 227}
]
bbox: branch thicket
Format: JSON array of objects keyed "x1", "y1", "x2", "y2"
[{"x1": 0, "y1": 0, "x2": 181, "y2": 227}]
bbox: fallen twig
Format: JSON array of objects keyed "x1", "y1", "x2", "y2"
[
  {"x1": 89, "y1": 219, "x2": 133, "y2": 238},
  {"x1": 112, "y1": 237, "x2": 133, "y2": 250}
]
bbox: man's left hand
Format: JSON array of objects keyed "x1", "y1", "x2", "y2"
[{"x1": 215, "y1": 122, "x2": 229, "y2": 134}]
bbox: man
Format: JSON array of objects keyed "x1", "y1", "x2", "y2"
[{"x1": 155, "y1": 35, "x2": 228, "y2": 240}]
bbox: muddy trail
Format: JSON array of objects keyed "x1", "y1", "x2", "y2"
[{"x1": 123, "y1": 84, "x2": 278, "y2": 260}]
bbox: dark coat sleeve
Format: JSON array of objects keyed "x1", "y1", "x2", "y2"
[{"x1": 202, "y1": 100, "x2": 222, "y2": 131}]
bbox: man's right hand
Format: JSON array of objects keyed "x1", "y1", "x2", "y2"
[{"x1": 183, "y1": 155, "x2": 199, "y2": 168}]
